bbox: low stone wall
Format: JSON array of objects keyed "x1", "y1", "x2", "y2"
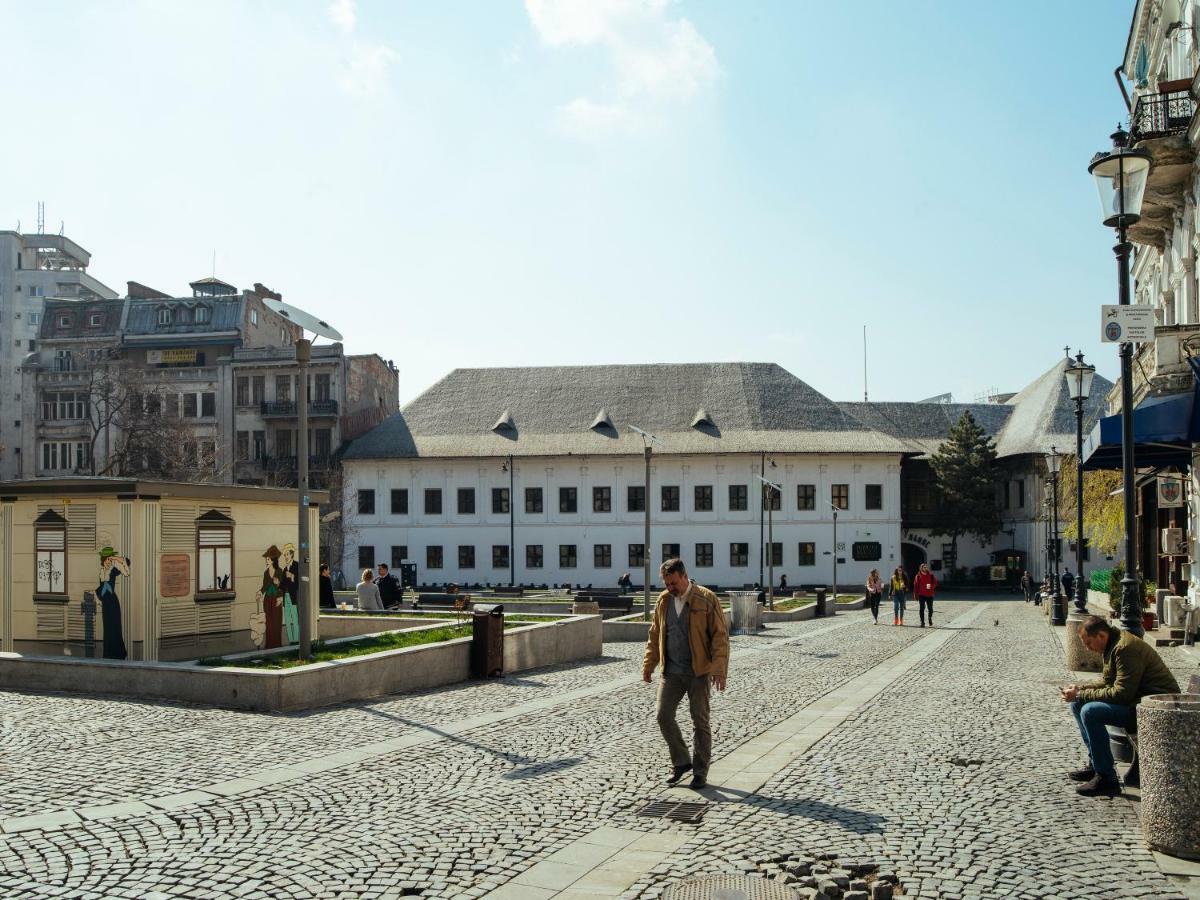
[
  {"x1": 761, "y1": 602, "x2": 817, "y2": 623},
  {"x1": 319, "y1": 615, "x2": 435, "y2": 639},
  {"x1": 0, "y1": 615, "x2": 602, "y2": 713},
  {"x1": 603, "y1": 613, "x2": 651, "y2": 643}
]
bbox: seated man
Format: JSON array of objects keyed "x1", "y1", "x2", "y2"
[{"x1": 1060, "y1": 615, "x2": 1180, "y2": 796}]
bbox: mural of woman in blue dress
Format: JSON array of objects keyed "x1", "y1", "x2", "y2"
[{"x1": 97, "y1": 547, "x2": 131, "y2": 660}]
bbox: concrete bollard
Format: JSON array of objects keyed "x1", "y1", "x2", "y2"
[
  {"x1": 1138, "y1": 693, "x2": 1200, "y2": 860},
  {"x1": 1064, "y1": 610, "x2": 1102, "y2": 672}
]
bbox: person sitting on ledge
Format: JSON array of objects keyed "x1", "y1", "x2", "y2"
[{"x1": 1060, "y1": 615, "x2": 1180, "y2": 797}]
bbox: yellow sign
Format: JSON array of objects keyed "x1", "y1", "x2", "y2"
[{"x1": 160, "y1": 349, "x2": 198, "y2": 364}]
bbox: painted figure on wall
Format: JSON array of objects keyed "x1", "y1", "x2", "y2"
[
  {"x1": 255, "y1": 545, "x2": 284, "y2": 649},
  {"x1": 280, "y1": 542, "x2": 300, "y2": 645},
  {"x1": 97, "y1": 548, "x2": 131, "y2": 660}
]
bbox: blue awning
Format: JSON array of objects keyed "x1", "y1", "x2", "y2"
[{"x1": 1081, "y1": 386, "x2": 1199, "y2": 471}]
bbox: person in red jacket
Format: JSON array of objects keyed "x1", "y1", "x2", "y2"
[{"x1": 913, "y1": 563, "x2": 938, "y2": 627}]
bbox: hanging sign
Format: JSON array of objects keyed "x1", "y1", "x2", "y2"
[
  {"x1": 1101, "y1": 305, "x2": 1155, "y2": 343},
  {"x1": 1158, "y1": 475, "x2": 1184, "y2": 508}
]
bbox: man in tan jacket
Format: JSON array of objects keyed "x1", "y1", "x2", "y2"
[{"x1": 642, "y1": 558, "x2": 730, "y2": 789}]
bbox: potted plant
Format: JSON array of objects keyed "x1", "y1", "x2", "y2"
[{"x1": 1142, "y1": 579, "x2": 1158, "y2": 632}]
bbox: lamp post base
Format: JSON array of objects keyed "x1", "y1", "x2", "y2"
[
  {"x1": 1074, "y1": 582, "x2": 1089, "y2": 614},
  {"x1": 1120, "y1": 574, "x2": 1145, "y2": 637},
  {"x1": 1051, "y1": 590, "x2": 1067, "y2": 626}
]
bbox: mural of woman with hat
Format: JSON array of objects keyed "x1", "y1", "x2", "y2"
[
  {"x1": 254, "y1": 545, "x2": 284, "y2": 649},
  {"x1": 97, "y1": 547, "x2": 131, "y2": 660},
  {"x1": 280, "y1": 542, "x2": 300, "y2": 645}
]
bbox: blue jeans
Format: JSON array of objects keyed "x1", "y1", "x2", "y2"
[
  {"x1": 1070, "y1": 699, "x2": 1136, "y2": 779},
  {"x1": 892, "y1": 592, "x2": 906, "y2": 619}
]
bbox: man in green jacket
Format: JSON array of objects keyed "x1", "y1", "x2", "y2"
[{"x1": 1060, "y1": 615, "x2": 1180, "y2": 797}]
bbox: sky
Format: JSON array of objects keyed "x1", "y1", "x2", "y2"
[{"x1": 0, "y1": 0, "x2": 1136, "y2": 406}]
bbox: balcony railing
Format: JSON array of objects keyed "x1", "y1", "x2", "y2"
[
  {"x1": 1131, "y1": 89, "x2": 1195, "y2": 142},
  {"x1": 259, "y1": 399, "x2": 339, "y2": 417},
  {"x1": 261, "y1": 455, "x2": 334, "y2": 471}
]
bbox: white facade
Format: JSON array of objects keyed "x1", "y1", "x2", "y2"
[{"x1": 344, "y1": 452, "x2": 903, "y2": 590}]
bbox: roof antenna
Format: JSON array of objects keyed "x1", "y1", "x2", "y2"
[
  {"x1": 212, "y1": 250, "x2": 216, "y2": 278},
  {"x1": 36, "y1": 201, "x2": 45, "y2": 235},
  {"x1": 863, "y1": 324, "x2": 869, "y2": 402}
]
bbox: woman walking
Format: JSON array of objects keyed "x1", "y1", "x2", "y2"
[
  {"x1": 889, "y1": 567, "x2": 908, "y2": 626},
  {"x1": 865, "y1": 569, "x2": 884, "y2": 624}
]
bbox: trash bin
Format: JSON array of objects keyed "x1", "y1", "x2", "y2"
[
  {"x1": 814, "y1": 588, "x2": 827, "y2": 618},
  {"x1": 471, "y1": 603, "x2": 504, "y2": 678},
  {"x1": 728, "y1": 592, "x2": 761, "y2": 635},
  {"x1": 1138, "y1": 693, "x2": 1200, "y2": 860}
]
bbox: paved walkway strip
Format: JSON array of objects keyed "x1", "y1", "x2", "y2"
[
  {"x1": 0, "y1": 616, "x2": 860, "y2": 836},
  {"x1": 484, "y1": 603, "x2": 988, "y2": 899}
]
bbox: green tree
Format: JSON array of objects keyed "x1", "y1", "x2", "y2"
[
  {"x1": 929, "y1": 411, "x2": 1002, "y2": 572},
  {"x1": 1054, "y1": 453, "x2": 1124, "y2": 557}
]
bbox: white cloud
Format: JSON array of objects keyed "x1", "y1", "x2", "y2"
[
  {"x1": 554, "y1": 96, "x2": 631, "y2": 138},
  {"x1": 339, "y1": 44, "x2": 399, "y2": 97},
  {"x1": 328, "y1": 0, "x2": 357, "y2": 34}
]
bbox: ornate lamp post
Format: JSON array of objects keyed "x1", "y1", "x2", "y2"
[
  {"x1": 1088, "y1": 126, "x2": 1151, "y2": 636},
  {"x1": 629, "y1": 425, "x2": 661, "y2": 620},
  {"x1": 1064, "y1": 351, "x2": 1096, "y2": 611},
  {"x1": 501, "y1": 456, "x2": 515, "y2": 587},
  {"x1": 1047, "y1": 447, "x2": 1065, "y2": 625}
]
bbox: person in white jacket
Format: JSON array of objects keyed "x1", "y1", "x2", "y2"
[{"x1": 355, "y1": 569, "x2": 383, "y2": 611}]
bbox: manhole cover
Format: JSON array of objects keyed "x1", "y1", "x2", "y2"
[
  {"x1": 637, "y1": 800, "x2": 709, "y2": 823},
  {"x1": 663, "y1": 875, "x2": 799, "y2": 899}
]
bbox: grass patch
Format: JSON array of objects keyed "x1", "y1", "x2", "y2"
[
  {"x1": 199, "y1": 617, "x2": 561, "y2": 670},
  {"x1": 771, "y1": 597, "x2": 817, "y2": 611}
]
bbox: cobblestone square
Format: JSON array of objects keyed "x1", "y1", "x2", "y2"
[{"x1": 0, "y1": 597, "x2": 1196, "y2": 899}]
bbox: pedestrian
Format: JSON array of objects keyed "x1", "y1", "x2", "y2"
[
  {"x1": 319, "y1": 563, "x2": 335, "y2": 609},
  {"x1": 913, "y1": 563, "x2": 938, "y2": 628},
  {"x1": 356, "y1": 568, "x2": 383, "y2": 611},
  {"x1": 1061, "y1": 570, "x2": 1076, "y2": 606},
  {"x1": 376, "y1": 563, "x2": 402, "y2": 608},
  {"x1": 1060, "y1": 615, "x2": 1179, "y2": 796},
  {"x1": 779, "y1": 573, "x2": 788, "y2": 593},
  {"x1": 1020, "y1": 570, "x2": 1034, "y2": 603},
  {"x1": 865, "y1": 569, "x2": 883, "y2": 624},
  {"x1": 618, "y1": 572, "x2": 632, "y2": 593},
  {"x1": 642, "y1": 558, "x2": 729, "y2": 791},
  {"x1": 889, "y1": 566, "x2": 907, "y2": 626}
]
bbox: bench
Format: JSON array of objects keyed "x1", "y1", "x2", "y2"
[
  {"x1": 574, "y1": 593, "x2": 634, "y2": 615},
  {"x1": 413, "y1": 593, "x2": 472, "y2": 612},
  {"x1": 490, "y1": 586, "x2": 524, "y2": 597}
]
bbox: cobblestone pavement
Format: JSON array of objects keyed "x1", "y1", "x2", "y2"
[{"x1": 0, "y1": 599, "x2": 1195, "y2": 899}]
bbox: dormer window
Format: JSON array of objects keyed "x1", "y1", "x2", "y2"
[
  {"x1": 195, "y1": 305, "x2": 210, "y2": 324},
  {"x1": 57, "y1": 314, "x2": 71, "y2": 328},
  {"x1": 157, "y1": 307, "x2": 171, "y2": 325},
  {"x1": 88, "y1": 313, "x2": 104, "y2": 328}
]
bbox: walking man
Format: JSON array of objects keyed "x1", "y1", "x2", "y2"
[
  {"x1": 913, "y1": 562, "x2": 938, "y2": 627},
  {"x1": 1020, "y1": 570, "x2": 1034, "y2": 603},
  {"x1": 642, "y1": 558, "x2": 729, "y2": 790}
]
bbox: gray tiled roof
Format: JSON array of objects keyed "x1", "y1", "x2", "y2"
[
  {"x1": 343, "y1": 363, "x2": 913, "y2": 459},
  {"x1": 124, "y1": 297, "x2": 244, "y2": 335},
  {"x1": 837, "y1": 401, "x2": 1012, "y2": 458},
  {"x1": 37, "y1": 298, "x2": 125, "y2": 340},
  {"x1": 993, "y1": 358, "x2": 1113, "y2": 458}
]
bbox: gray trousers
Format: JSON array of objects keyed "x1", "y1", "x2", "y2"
[{"x1": 656, "y1": 672, "x2": 712, "y2": 776}]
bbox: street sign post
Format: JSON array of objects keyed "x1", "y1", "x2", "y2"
[{"x1": 1101, "y1": 305, "x2": 1155, "y2": 342}]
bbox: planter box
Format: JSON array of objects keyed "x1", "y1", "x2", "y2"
[
  {"x1": 603, "y1": 613, "x2": 651, "y2": 643},
  {"x1": 0, "y1": 615, "x2": 602, "y2": 712},
  {"x1": 761, "y1": 602, "x2": 817, "y2": 623}
]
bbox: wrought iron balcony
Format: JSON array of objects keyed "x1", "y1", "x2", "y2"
[
  {"x1": 1130, "y1": 89, "x2": 1195, "y2": 142},
  {"x1": 259, "y1": 399, "x2": 339, "y2": 418}
]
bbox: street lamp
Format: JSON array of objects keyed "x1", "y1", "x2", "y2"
[
  {"x1": 501, "y1": 456, "x2": 515, "y2": 587},
  {"x1": 1088, "y1": 125, "x2": 1151, "y2": 636},
  {"x1": 629, "y1": 425, "x2": 661, "y2": 620},
  {"x1": 1065, "y1": 351, "x2": 1096, "y2": 612},
  {"x1": 756, "y1": 475, "x2": 781, "y2": 610},
  {"x1": 831, "y1": 502, "x2": 840, "y2": 605},
  {"x1": 1047, "y1": 446, "x2": 1065, "y2": 625}
]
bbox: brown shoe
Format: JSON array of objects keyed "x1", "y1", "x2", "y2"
[
  {"x1": 666, "y1": 764, "x2": 692, "y2": 785},
  {"x1": 1068, "y1": 766, "x2": 1095, "y2": 782},
  {"x1": 1076, "y1": 774, "x2": 1122, "y2": 797}
]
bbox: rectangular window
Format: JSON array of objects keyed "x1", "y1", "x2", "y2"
[
  {"x1": 661, "y1": 485, "x2": 680, "y2": 512},
  {"x1": 183, "y1": 393, "x2": 198, "y2": 418},
  {"x1": 629, "y1": 543, "x2": 645, "y2": 567},
  {"x1": 357, "y1": 546, "x2": 374, "y2": 570},
  {"x1": 426, "y1": 546, "x2": 443, "y2": 569},
  {"x1": 236, "y1": 377, "x2": 250, "y2": 406},
  {"x1": 201, "y1": 392, "x2": 216, "y2": 417},
  {"x1": 197, "y1": 521, "x2": 233, "y2": 593},
  {"x1": 559, "y1": 544, "x2": 577, "y2": 568},
  {"x1": 694, "y1": 485, "x2": 713, "y2": 512},
  {"x1": 391, "y1": 489, "x2": 408, "y2": 515},
  {"x1": 593, "y1": 486, "x2": 611, "y2": 513},
  {"x1": 235, "y1": 431, "x2": 249, "y2": 461},
  {"x1": 525, "y1": 487, "x2": 543, "y2": 514},
  {"x1": 526, "y1": 544, "x2": 543, "y2": 568},
  {"x1": 391, "y1": 545, "x2": 407, "y2": 568},
  {"x1": 852, "y1": 541, "x2": 882, "y2": 561},
  {"x1": 695, "y1": 543, "x2": 713, "y2": 567},
  {"x1": 252, "y1": 431, "x2": 266, "y2": 461},
  {"x1": 314, "y1": 373, "x2": 331, "y2": 402},
  {"x1": 662, "y1": 542, "x2": 680, "y2": 561},
  {"x1": 763, "y1": 486, "x2": 781, "y2": 511},
  {"x1": 458, "y1": 545, "x2": 475, "y2": 568},
  {"x1": 492, "y1": 487, "x2": 510, "y2": 514},
  {"x1": 275, "y1": 375, "x2": 291, "y2": 403},
  {"x1": 251, "y1": 376, "x2": 265, "y2": 404},
  {"x1": 627, "y1": 485, "x2": 646, "y2": 512},
  {"x1": 35, "y1": 522, "x2": 67, "y2": 594},
  {"x1": 729, "y1": 484, "x2": 748, "y2": 511},
  {"x1": 768, "y1": 542, "x2": 782, "y2": 566},
  {"x1": 457, "y1": 488, "x2": 475, "y2": 515},
  {"x1": 730, "y1": 542, "x2": 749, "y2": 567},
  {"x1": 594, "y1": 544, "x2": 612, "y2": 568},
  {"x1": 832, "y1": 484, "x2": 849, "y2": 510},
  {"x1": 798, "y1": 542, "x2": 816, "y2": 566},
  {"x1": 559, "y1": 487, "x2": 578, "y2": 513},
  {"x1": 493, "y1": 545, "x2": 510, "y2": 569},
  {"x1": 865, "y1": 484, "x2": 883, "y2": 510},
  {"x1": 1002, "y1": 481, "x2": 1011, "y2": 509},
  {"x1": 1016, "y1": 480, "x2": 1025, "y2": 508},
  {"x1": 425, "y1": 488, "x2": 442, "y2": 515},
  {"x1": 798, "y1": 484, "x2": 816, "y2": 510},
  {"x1": 357, "y1": 489, "x2": 375, "y2": 515}
]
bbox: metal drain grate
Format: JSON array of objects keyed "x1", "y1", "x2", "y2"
[
  {"x1": 663, "y1": 874, "x2": 799, "y2": 898},
  {"x1": 637, "y1": 800, "x2": 709, "y2": 824}
]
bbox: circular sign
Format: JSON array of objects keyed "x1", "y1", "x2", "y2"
[{"x1": 1104, "y1": 321, "x2": 1123, "y2": 341}]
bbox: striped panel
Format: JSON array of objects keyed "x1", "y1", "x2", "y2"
[
  {"x1": 159, "y1": 602, "x2": 195, "y2": 637},
  {"x1": 36, "y1": 604, "x2": 66, "y2": 638},
  {"x1": 67, "y1": 504, "x2": 97, "y2": 550},
  {"x1": 197, "y1": 603, "x2": 232, "y2": 635},
  {"x1": 161, "y1": 505, "x2": 196, "y2": 552}
]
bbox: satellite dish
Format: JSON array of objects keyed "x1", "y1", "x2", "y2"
[{"x1": 262, "y1": 298, "x2": 343, "y2": 342}]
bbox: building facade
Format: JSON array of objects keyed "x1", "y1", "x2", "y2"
[{"x1": 0, "y1": 232, "x2": 118, "y2": 480}]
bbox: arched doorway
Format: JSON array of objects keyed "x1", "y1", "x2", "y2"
[{"x1": 901, "y1": 543, "x2": 927, "y2": 585}]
